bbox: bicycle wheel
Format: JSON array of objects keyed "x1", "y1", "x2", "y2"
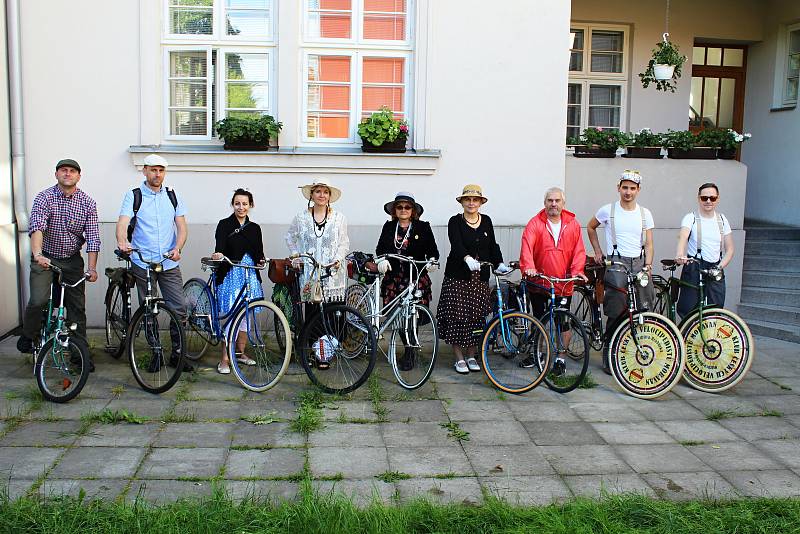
[
  {"x1": 35, "y1": 336, "x2": 90, "y2": 403},
  {"x1": 390, "y1": 304, "x2": 438, "y2": 390},
  {"x1": 128, "y1": 302, "x2": 185, "y2": 394},
  {"x1": 104, "y1": 283, "x2": 128, "y2": 359},
  {"x1": 481, "y1": 312, "x2": 551, "y2": 395},
  {"x1": 570, "y1": 286, "x2": 603, "y2": 351},
  {"x1": 228, "y1": 300, "x2": 292, "y2": 392},
  {"x1": 183, "y1": 278, "x2": 214, "y2": 361},
  {"x1": 539, "y1": 309, "x2": 590, "y2": 393},
  {"x1": 679, "y1": 307, "x2": 754, "y2": 392},
  {"x1": 608, "y1": 312, "x2": 686, "y2": 399},
  {"x1": 299, "y1": 303, "x2": 377, "y2": 394}
]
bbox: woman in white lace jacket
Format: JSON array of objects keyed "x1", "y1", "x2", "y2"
[{"x1": 285, "y1": 179, "x2": 350, "y2": 302}]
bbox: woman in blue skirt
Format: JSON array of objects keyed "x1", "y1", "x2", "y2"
[{"x1": 211, "y1": 189, "x2": 266, "y2": 374}]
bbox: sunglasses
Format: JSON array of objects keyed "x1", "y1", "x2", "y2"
[
  {"x1": 395, "y1": 204, "x2": 413, "y2": 210},
  {"x1": 699, "y1": 195, "x2": 718, "y2": 202}
]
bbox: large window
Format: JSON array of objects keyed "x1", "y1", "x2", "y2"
[
  {"x1": 163, "y1": 0, "x2": 274, "y2": 139},
  {"x1": 785, "y1": 25, "x2": 800, "y2": 105},
  {"x1": 303, "y1": 0, "x2": 413, "y2": 144},
  {"x1": 567, "y1": 24, "x2": 628, "y2": 141}
]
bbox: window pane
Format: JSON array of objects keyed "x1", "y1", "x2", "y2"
[
  {"x1": 308, "y1": 55, "x2": 351, "y2": 82},
  {"x1": 591, "y1": 30, "x2": 623, "y2": 52},
  {"x1": 307, "y1": 85, "x2": 350, "y2": 110},
  {"x1": 363, "y1": 0, "x2": 406, "y2": 40},
  {"x1": 722, "y1": 48, "x2": 743, "y2": 67},
  {"x1": 787, "y1": 77, "x2": 798, "y2": 102},
  {"x1": 226, "y1": 53, "x2": 268, "y2": 81},
  {"x1": 588, "y1": 85, "x2": 620, "y2": 106},
  {"x1": 702, "y1": 77, "x2": 720, "y2": 127},
  {"x1": 227, "y1": 82, "x2": 268, "y2": 108},
  {"x1": 591, "y1": 52, "x2": 623, "y2": 73},
  {"x1": 362, "y1": 86, "x2": 404, "y2": 112},
  {"x1": 365, "y1": 0, "x2": 405, "y2": 10},
  {"x1": 171, "y1": 110, "x2": 207, "y2": 136},
  {"x1": 307, "y1": 112, "x2": 350, "y2": 138},
  {"x1": 169, "y1": 0, "x2": 213, "y2": 35},
  {"x1": 567, "y1": 106, "x2": 581, "y2": 126},
  {"x1": 570, "y1": 29, "x2": 584, "y2": 71},
  {"x1": 588, "y1": 85, "x2": 620, "y2": 128},
  {"x1": 171, "y1": 81, "x2": 207, "y2": 107},
  {"x1": 717, "y1": 78, "x2": 735, "y2": 129},
  {"x1": 790, "y1": 29, "x2": 800, "y2": 54},
  {"x1": 567, "y1": 83, "x2": 582, "y2": 105},
  {"x1": 566, "y1": 126, "x2": 580, "y2": 142},
  {"x1": 307, "y1": 0, "x2": 352, "y2": 39},
  {"x1": 226, "y1": 10, "x2": 270, "y2": 37},
  {"x1": 227, "y1": 0, "x2": 267, "y2": 7},
  {"x1": 707, "y1": 47, "x2": 722, "y2": 66},
  {"x1": 363, "y1": 57, "x2": 403, "y2": 83},
  {"x1": 692, "y1": 46, "x2": 705, "y2": 65},
  {"x1": 689, "y1": 76, "x2": 703, "y2": 126},
  {"x1": 588, "y1": 107, "x2": 620, "y2": 128},
  {"x1": 171, "y1": 51, "x2": 208, "y2": 77},
  {"x1": 788, "y1": 53, "x2": 800, "y2": 79}
]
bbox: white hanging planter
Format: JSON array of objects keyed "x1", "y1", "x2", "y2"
[{"x1": 653, "y1": 63, "x2": 676, "y2": 80}]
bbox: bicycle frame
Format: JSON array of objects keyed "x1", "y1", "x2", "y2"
[
  {"x1": 605, "y1": 259, "x2": 650, "y2": 356},
  {"x1": 660, "y1": 258, "x2": 719, "y2": 347},
  {"x1": 39, "y1": 265, "x2": 88, "y2": 365},
  {"x1": 479, "y1": 263, "x2": 524, "y2": 352},
  {"x1": 523, "y1": 274, "x2": 581, "y2": 351}
]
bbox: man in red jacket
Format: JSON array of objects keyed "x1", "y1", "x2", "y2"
[{"x1": 518, "y1": 186, "x2": 588, "y2": 372}]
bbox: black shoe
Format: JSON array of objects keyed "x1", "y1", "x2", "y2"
[
  {"x1": 168, "y1": 355, "x2": 194, "y2": 372},
  {"x1": 601, "y1": 345, "x2": 611, "y2": 375},
  {"x1": 519, "y1": 356, "x2": 537, "y2": 368},
  {"x1": 17, "y1": 336, "x2": 34, "y2": 354},
  {"x1": 69, "y1": 354, "x2": 94, "y2": 372},
  {"x1": 552, "y1": 357, "x2": 566, "y2": 376},
  {"x1": 398, "y1": 347, "x2": 415, "y2": 372}
]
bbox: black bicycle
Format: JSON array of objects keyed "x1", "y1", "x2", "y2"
[{"x1": 104, "y1": 249, "x2": 136, "y2": 359}]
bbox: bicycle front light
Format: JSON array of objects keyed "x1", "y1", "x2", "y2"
[
  {"x1": 708, "y1": 268, "x2": 723, "y2": 281},
  {"x1": 636, "y1": 271, "x2": 650, "y2": 287},
  {"x1": 155, "y1": 264, "x2": 163, "y2": 273},
  {"x1": 69, "y1": 323, "x2": 78, "y2": 331},
  {"x1": 414, "y1": 289, "x2": 423, "y2": 298}
]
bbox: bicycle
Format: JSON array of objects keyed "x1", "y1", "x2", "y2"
[
  {"x1": 655, "y1": 258, "x2": 754, "y2": 392},
  {"x1": 343, "y1": 252, "x2": 439, "y2": 390},
  {"x1": 519, "y1": 273, "x2": 590, "y2": 393},
  {"x1": 124, "y1": 249, "x2": 187, "y2": 394},
  {"x1": 33, "y1": 264, "x2": 91, "y2": 403},
  {"x1": 478, "y1": 262, "x2": 551, "y2": 395},
  {"x1": 104, "y1": 249, "x2": 136, "y2": 359},
  {"x1": 603, "y1": 259, "x2": 686, "y2": 399},
  {"x1": 182, "y1": 255, "x2": 292, "y2": 392},
  {"x1": 566, "y1": 260, "x2": 606, "y2": 351}
]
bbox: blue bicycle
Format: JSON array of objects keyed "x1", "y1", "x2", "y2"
[{"x1": 182, "y1": 256, "x2": 292, "y2": 392}]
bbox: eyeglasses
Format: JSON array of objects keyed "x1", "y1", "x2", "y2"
[
  {"x1": 699, "y1": 196, "x2": 718, "y2": 202},
  {"x1": 395, "y1": 204, "x2": 413, "y2": 210}
]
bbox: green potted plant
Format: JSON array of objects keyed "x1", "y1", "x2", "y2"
[
  {"x1": 624, "y1": 128, "x2": 664, "y2": 159},
  {"x1": 662, "y1": 129, "x2": 716, "y2": 159},
  {"x1": 214, "y1": 114, "x2": 283, "y2": 150},
  {"x1": 701, "y1": 128, "x2": 752, "y2": 159},
  {"x1": 357, "y1": 106, "x2": 409, "y2": 153},
  {"x1": 571, "y1": 127, "x2": 628, "y2": 158},
  {"x1": 639, "y1": 34, "x2": 687, "y2": 93}
]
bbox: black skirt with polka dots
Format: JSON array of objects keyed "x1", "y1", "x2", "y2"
[{"x1": 436, "y1": 272, "x2": 491, "y2": 347}]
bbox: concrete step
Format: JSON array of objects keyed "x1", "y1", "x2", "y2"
[
  {"x1": 742, "y1": 270, "x2": 800, "y2": 290},
  {"x1": 745, "y1": 227, "x2": 800, "y2": 241},
  {"x1": 740, "y1": 287, "x2": 800, "y2": 307},
  {"x1": 743, "y1": 255, "x2": 800, "y2": 273},
  {"x1": 738, "y1": 302, "x2": 800, "y2": 327},
  {"x1": 746, "y1": 319, "x2": 800, "y2": 344},
  {"x1": 745, "y1": 240, "x2": 800, "y2": 256}
]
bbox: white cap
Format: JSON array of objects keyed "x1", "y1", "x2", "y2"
[
  {"x1": 618, "y1": 169, "x2": 642, "y2": 185},
  {"x1": 143, "y1": 154, "x2": 168, "y2": 168}
]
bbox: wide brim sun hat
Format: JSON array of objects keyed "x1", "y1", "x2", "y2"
[
  {"x1": 299, "y1": 178, "x2": 342, "y2": 203},
  {"x1": 456, "y1": 184, "x2": 488, "y2": 204},
  {"x1": 383, "y1": 191, "x2": 424, "y2": 216}
]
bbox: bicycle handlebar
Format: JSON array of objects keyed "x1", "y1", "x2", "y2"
[
  {"x1": 48, "y1": 264, "x2": 90, "y2": 288},
  {"x1": 375, "y1": 253, "x2": 440, "y2": 268},
  {"x1": 478, "y1": 260, "x2": 517, "y2": 276},
  {"x1": 201, "y1": 255, "x2": 267, "y2": 270},
  {"x1": 660, "y1": 257, "x2": 722, "y2": 279}
]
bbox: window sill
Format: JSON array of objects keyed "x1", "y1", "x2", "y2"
[
  {"x1": 129, "y1": 145, "x2": 441, "y2": 175},
  {"x1": 769, "y1": 104, "x2": 796, "y2": 112}
]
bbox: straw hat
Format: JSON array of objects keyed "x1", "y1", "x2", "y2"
[
  {"x1": 456, "y1": 184, "x2": 488, "y2": 204},
  {"x1": 383, "y1": 191, "x2": 424, "y2": 216},
  {"x1": 299, "y1": 178, "x2": 341, "y2": 203}
]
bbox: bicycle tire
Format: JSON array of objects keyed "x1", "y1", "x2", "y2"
[
  {"x1": 228, "y1": 299, "x2": 293, "y2": 392},
  {"x1": 35, "y1": 336, "x2": 90, "y2": 403},
  {"x1": 104, "y1": 283, "x2": 127, "y2": 359},
  {"x1": 183, "y1": 278, "x2": 214, "y2": 361},
  {"x1": 128, "y1": 301, "x2": 185, "y2": 394},
  {"x1": 539, "y1": 309, "x2": 590, "y2": 393},
  {"x1": 481, "y1": 311, "x2": 551, "y2": 395},
  {"x1": 570, "y1": 286, "x2": 603, "y2": 351},
  {"x1": 299, "y1": 303, "x2": 377, "y2": 394},
  {"x1": 390, "y1": 304, "x2": 438, "y2": 390},
  {"x1": 679, "y1": 307, "x2": 754, "y2": 392},
  {"x1": 608, "y1": 311, "x2": 686, "y2": 399}
]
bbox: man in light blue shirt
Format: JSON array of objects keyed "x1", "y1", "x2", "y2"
[{"x1": 116, "y1": 154, "x2": 192, "y2": 371}]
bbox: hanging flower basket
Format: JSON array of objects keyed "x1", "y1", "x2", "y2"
[
  {"x1": 653, "y1": 64, "x2": 676, "y2": 80},
  {"x1": 639, "y1": 33, "x2": 687, "y2": 92}
]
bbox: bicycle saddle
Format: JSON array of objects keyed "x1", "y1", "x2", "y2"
[{"x1": 660, "y1": 259, "x2": 678, "y2": 268}]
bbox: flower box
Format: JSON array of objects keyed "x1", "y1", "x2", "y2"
[
  {"x1": 667, "y1": 147, "x2": 717, "y2": 160},
  {"x1": 623, "y1": 146, "x2": 663, "y2": 159},
  {"x1": 223, "y1": 140, "x2": 273, "y2": 151},
  {"x1": 361, "y1": 136, "x2": 407, "y2": 153},
  {"x1": 717, "y1": 148, "x2": 737, "y2": 160},
  {"x1": 573, "y1": 145, "x2": 617, "y2": 158}
]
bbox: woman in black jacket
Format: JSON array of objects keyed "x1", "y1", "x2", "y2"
[
  {"x1": 210, "y1": 188, "x2": 265, "y2": 375},
  {"x1": 437, "y1": 184, "x2": 508, "y2": 374}
]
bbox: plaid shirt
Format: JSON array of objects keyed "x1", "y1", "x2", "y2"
[{"x1": 29, "y1": 184, "x2": 101, "y2": 258}]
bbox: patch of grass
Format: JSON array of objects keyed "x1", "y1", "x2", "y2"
[
  {"x1": 706, "y1": 410, "x2": 736, "y2": 421},
  {"x1": 290, "y1": 392, "x2": 323, "y2": 434},
  {"x1": 546, "y1": 371, "x2": 597, "y2": 390},
  {"x1": 753, "y1": 409, "x2": 783, "y2": 418},
  {"x1": 23, "y1": 385, "x2": 43, "y2": 411},
  {"x1": 160, "y1": 409, "x2": 197, "y2": 423},
  {"x1": 374, "y1": 471, "x2": 412, "y2": 483},
  {"x1": 81, "y1": 409, "x2": 147, "y2": 425},
  {"x1": 496, "y1": 391, "x2": 507, "y2": 400},
  {"x1": 433, "y1": 472, "x2": 457, "y2": 480},
  {"x1": 440, "y1": 421, "x2": 470, "y2": 442},
  {"x1": 367, "y1": 375, "x2": 389, "y2": 422},
  {"x1": 110, "y1": 385, "x2": 125, "y2": 398},
  {"x1": 707, "y1": 408, "x2": 783, "y2": 421},
  {"x1": 3, "y1": 391, "x2": 20, "y2": 400},
  {"x1": 317, "y1": 473, "x2": 344, "y2": 482},
  {"x1": 679, "y1": 440, "x2": 706, "y2": 446},
  {"x1": 174, "y1": 383, "x2": 192, "y2": 403},
  {"x1": 242, "y1": 411, "x2": 279, "y2": 425}
]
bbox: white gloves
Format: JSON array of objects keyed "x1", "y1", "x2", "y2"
[
  {"x1": 427, "y1": 262, "x2": 438, "y2": 272},
  {"x1": 291, "y1": 257, "x2": 304, "y2": 268},
  {"x1": 496, "y1": 263, "x2": 511, "y2": 274},
  {"x1": 464, "y1": 256, "x2": 481, "y2": 272},
  {"x1": 377, "y1": 259, "x2": 392, "y2": 274}
]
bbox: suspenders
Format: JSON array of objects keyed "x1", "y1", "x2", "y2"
[
  {"x1": 693, "y1": 212, "x2": 725, "y2": 261},
  {"x1": 609, "y1": 202, "x2": 646, "y2": 258}
]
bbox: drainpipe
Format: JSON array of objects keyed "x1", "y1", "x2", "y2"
[{"x1": 7, "y1": 0, "x2": 29, "y2": 316}]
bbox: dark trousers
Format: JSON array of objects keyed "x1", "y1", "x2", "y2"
[
  {"x1": 23, "y1": 254, "x2": 86, "y2": 340},
  {"x1": 677, "y1": 259, "x2": 726, "y2": 318},
  {"x1": 132, "y1": 264, "x2": 186, "y2": 353},
  {"x1": 602, "y1": 255, "x2": 655, "y2": 341}
]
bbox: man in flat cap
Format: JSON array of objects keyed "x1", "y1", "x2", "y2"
[{"x1": 17, "y1": 159, "x2": 100, "y2": 363}]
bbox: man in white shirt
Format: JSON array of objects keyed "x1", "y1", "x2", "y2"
[
  {"x1": 587, "y1": 170, "x2": 655, "y2": 374},
  {"x1": 674, "y1": 182, "x2": 734, "y2": 317}
]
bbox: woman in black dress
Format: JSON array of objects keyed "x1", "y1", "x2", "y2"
[
  {"x1": 437, "y1": 184, "x2": 509, "y2": 374},
  {"x1": 375, "y1": 192, "x2": 439, "y2": 370}
]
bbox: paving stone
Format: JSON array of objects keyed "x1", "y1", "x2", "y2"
[
  {"x1": 313, "y1": 479, "x2": 395, "y2": 507},
  {"x1": 749, "y1": 395, "x2": 800, "y2": 415},
  {"x1": 686, "y1": 442, "x2": 783, "y2": 471},
  {"x1": 174, "y1": 400, "x2": 242, "y2": 421},
  {"x1": 615, "y1": 444, "x2": 709, "y2": 474},
  {"x1": 571, "y1": 402, "x2": 647, "y2": 423},
  {"x1": 137, "y1": 447, "x2": 226, "y2": 479},
  {"x1": 309, "y1": 423, "x2": 384, "y2": 448},
  {"x1": 457, "y1": 421, "x2": 531, "y2": 446},
  {"x1": 382, "y1": 422, "x2": 452, "y2": 447},
  {"x1": 480, "y1": 475, "x2": 572, "y2": 505},
  {"x1": 591, "y1": 422, "x2": 676, "y2": 445},
  {"x1": 187, "y1": 382, "x2": 247, "y2": 401},
  {"x1": 655, "y1": 420, "x2": 740, "y2": 443},
  {"x1": 126, "y1": 479, "x2": 213, "y2": 503},
  {"x1": 104, "y1": 398, "x2": 173, "y2": 419},
  {"x1": 387, "y1": 446, "x2": 473, "y2": 477},
  {"x1": 384, "y1": 400, "x2": 446, "y2": 422},
  {"x1": 445, "y1": 400, "x2": 514, "y2": 421},
  {"x1": 463, "y1": 444, "x2": 555, "y2": 477},
  {"x1": 0, "y1": 398, "x2": 29, "y2": 419},
  {"x1": 523, "y1": 421, "x2": 605, "y2": 446},
  {"x1": 29, "y1": 398, "x2": 110, "y2": 420},
  {"x1": 238, "y1": 400, "x2": 297, "y2": 422},
  {"x1": 226, "y1": 448, "x2": 305, "y2": 479},
  {"x1": 154, "y1": 423, "x2": 234, "y2": 447},
  {"x1": 508, "y1": 402, "x2": 580, "y2": 422},
  {"x1": 643, "y1": 472, "x2": 739, "y2": 501},
  {"x1": 721, "y1": 470, "x2": 800, "y2": 498},
  {"x1": 321, "y1": 401, "x2": 378, "y2": 422},
  {"x1": 719, "y1": 416, "x2": 800, "y2": 441},
  {"x1": 753, "y1": 439, "x2": 800, "y2": 469},
  {"x1": 397, "y1": 477, "x2": 482, "y2": 505},
  {"x1": 0, "y1": 447, "x2": 63, "y2": 479},
  {"x1": 685, "y1": 396, "x2": 764, "y2": 417},
  {"x1": 37, "y1": 479, "x2": 128, "y2": 501},
  {"x1": 564, "y1": 474, "x2": 655, "y2": 498},
  {"x1": 630, "y1": 400, "x2": 707, "y2": 421},
  {"x1": 540, "y1": 445, "x2": 631, "y2": 475},
  {"x1": 51, "y1": 447, "x2": 145, "y2": 479},
  {"x1": 309, "y1": 447, "x2": 389, "y2": 479},
  {"x1": 2, "y1": 480, "x2": 32, "y2": 500},
  {"x1": 76, "y1": 423, "x2": 160, "y2": 447},
  {"x1": 230, "y1": 421, "x2": 305, "y2": 448},
  {"x1": 434, "y1": 382, "x2": 498, "y2": 401},
  {"x1": 727, "y1": 377, "x2": 795, "y2": 396},
  {"x1": 0, "y1": 421, "x2": 83, "y2": 447},
  {"x1": 224, "y1": 480, "x2": 299, "y2": 503}
]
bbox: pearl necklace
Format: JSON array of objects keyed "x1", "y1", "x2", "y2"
[
  {"x1": 463, "y1": 213, "x2": 480, "y2": 227},
  {"x1": 394, "y1": 221, "x2": 412, "y2": 252}
]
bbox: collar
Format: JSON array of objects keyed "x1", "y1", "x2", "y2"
[
  {"x1": 141, "y1": 181, "x2": 164, "y2": 195},
  {"x1": 53, "y1": 184, "x2": 80, "y2": 198},
  {"x1": 536, "y1": 208, "x2": 575, "y2": 224},
  {"x1": 227, "y1": 212, "x2": 250, "y2": 226}
]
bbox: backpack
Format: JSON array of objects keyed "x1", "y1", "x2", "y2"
[{"x1": 127, "y1": 187, "x2": 178, "y2": 242}]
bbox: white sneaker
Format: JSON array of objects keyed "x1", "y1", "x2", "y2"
[
  {"x1": 466, "y1": 357, "x2": 480, "y2": 372},
  {"x1": 454, "y1": 360, "x2": 469, "y2": 374}
]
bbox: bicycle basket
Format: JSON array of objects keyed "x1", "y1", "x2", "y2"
[
  {"x1": 347, "y1": 251, "x2": 377, "y2": 284},
  {"x1": 584, "y1": 255, "x2": 604, "y2": 285},
  {"x1": 268, "y1": 258, "x2": 296, "y2": 285}
]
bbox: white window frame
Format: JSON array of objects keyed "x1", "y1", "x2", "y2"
[
  {"x1": 303, "y1": 0, "x2": 413, "y2": 47},
  {"x1": 164, "y1": 0, "x2": 274, "y2": 43},
  {"x1": 567, "y1": 80, "x2": 627, "y2": 135},
  {"x1": 782, "y1": 23, "x2": 800, "y2": 106}
]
